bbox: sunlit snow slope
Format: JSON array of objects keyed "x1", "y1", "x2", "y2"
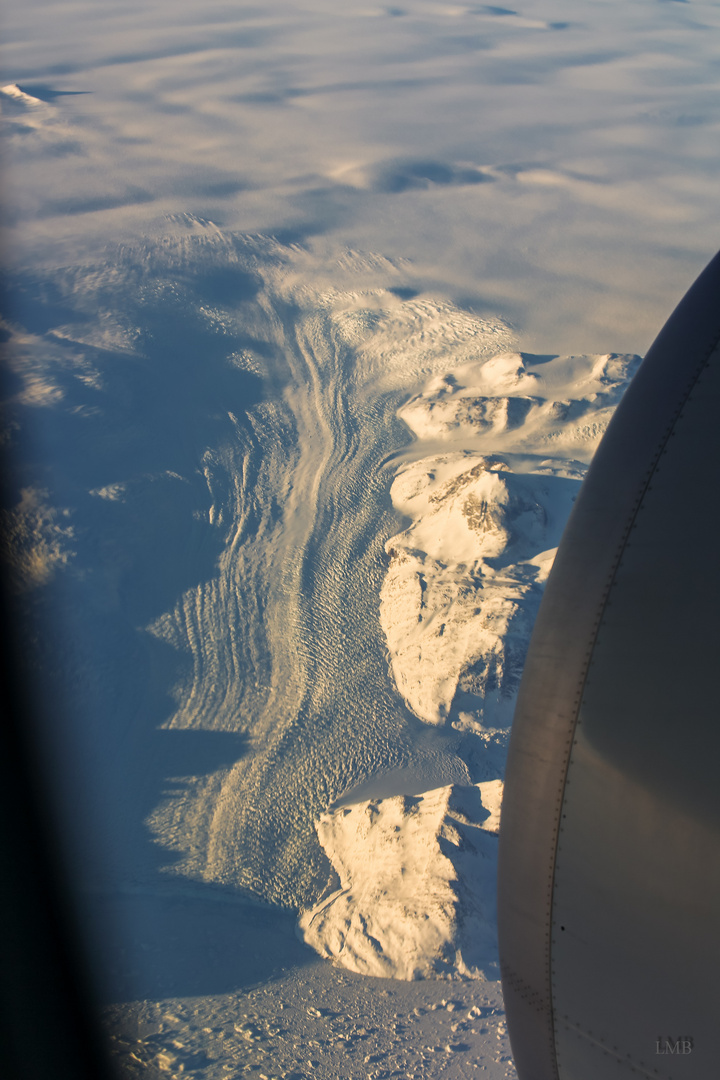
[
  {"x1": 300, "y1": 780, "x2": 503, "y2": 980},
  {"x1": 2, "y1": 0, "x2": 718, "y2": 1072},
  {"x1": 300, "y1": 350, "x2": 638, "y2": 977},
  {"x1": 3, "y1": 220, "x2": 515, "y2": 914},
  {"x1": 383, "y1": 350, "x2": 638, "y2": 730},
  {"x1": 142, "y1": 237, "x2": 516, "y2": 909},
  {"x1": 3, "y1": 216, "x2": 640, "y2": 995}
]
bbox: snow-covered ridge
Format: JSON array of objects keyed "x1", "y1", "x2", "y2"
[
  {"x1": 299, "y1": 780, "x2": 503, "y2": 981},
  {"x1": 397, "y1": 350, "x2": 637, "y2": 461},
  {"x1": 301, "y1": 349, "x2": 638, "y2": 980},
  {"x1": 0, "y1": 81, "x2": 77, "y2": 161},
  {"x1": 383, "y1": 350, "x2": 639, "y2": 730},
  {"x1": 6, "y1": 214, "x2": 635, "y2": 990},
  {"x1": 1, "y1": 83, "x2": 44, "y2": 107},
  {"x1": 380, "y1": 451, "x2": 570, "y2": 730}
]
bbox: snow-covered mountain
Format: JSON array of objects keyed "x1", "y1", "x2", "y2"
[
  {"x1": 302, "y1": 349, "x2": 639, "y2": 979},
  {"x1": 300, "y1": 780, "x2": 502, "y2": 980},
  {"x1": 382, "y1": 350, "x2": 639, "y2": 731},
  {"x1": 2, "y1": 0, "x2": 715, "y2": 1072}
]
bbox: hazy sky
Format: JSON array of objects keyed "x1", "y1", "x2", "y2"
[{"x1": 4, "y1": 0, "x2": 720, "y2": 353}]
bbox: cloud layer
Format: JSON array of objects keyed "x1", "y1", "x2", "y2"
[{"x1": 3, "y1": 0, "x2": 720, "y2": 351}]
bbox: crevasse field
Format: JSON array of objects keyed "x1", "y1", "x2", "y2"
[{"x1": 2, "y1": 2, "x2": 719, "y2": 1077}]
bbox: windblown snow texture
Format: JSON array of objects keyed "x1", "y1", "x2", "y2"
[{"x1": 301, "y1": 349, "x2": 637, "y2": 978}]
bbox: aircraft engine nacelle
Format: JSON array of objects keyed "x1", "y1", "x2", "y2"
[{"x1": 497, "y1": 250, "x2": 720, "y2": 1079}]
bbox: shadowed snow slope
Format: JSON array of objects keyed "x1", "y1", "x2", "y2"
[
  {"x1": 4, "y1": 219, "x2": 634, "y2": 989},
  {"x1": 3, "y1": 0, "x2": 717, "y2": 1072},
  {"x1": 2, "y1": 222, "x2": 519, "y2": 915}
]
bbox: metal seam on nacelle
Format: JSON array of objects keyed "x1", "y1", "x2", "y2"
[{"x1": 557, "y1": 1015, "x2": 677, "y2": 1080}]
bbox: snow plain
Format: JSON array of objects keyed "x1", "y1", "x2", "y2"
[{"x1": 2, "y1": 1, "x2": 720, "y2": 1077}]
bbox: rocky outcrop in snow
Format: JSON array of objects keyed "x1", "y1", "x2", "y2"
[
  {"x1": 301, "y1": 348, "x2": 638, "y2": 981},
  {"x1": 381, "y1": 350, "x2": 639, "y2": 730},
  {"x1": 396, "y1": 350, "x2": 637, "y2": 458},
  {"x1": 299, "y1": 780, "x2": 502, "y2": 980},
  {"x1": 380, "y1": 452, "x2": 568, "y2": 728}
]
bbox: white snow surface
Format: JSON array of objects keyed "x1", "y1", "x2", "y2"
[
  {"x1": 300, "y1": 351, "x2": 636, "y2": 979},
  {"x1": 1, "y1": 82, "x2": 42, "y2": 106},
  {"x1": 4, "y1": 0, "x2": 720, "y2": 352},
  {"x1": 382, "y1": 351, "x2": 638, "y2": 728},
  {"x1": 397, "y1": 351, "x2": 636, "y2": 460},
  {"x1": 3, "y1": 0, "x2": 714, "y2": 1074},
  {"x1": 300, "y1": 780, "x2": 502, "y2": 981}
]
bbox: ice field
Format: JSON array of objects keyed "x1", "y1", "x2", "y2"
[{"x1": 2, "y1": 1, "x2": 720, "y2": 1077}]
